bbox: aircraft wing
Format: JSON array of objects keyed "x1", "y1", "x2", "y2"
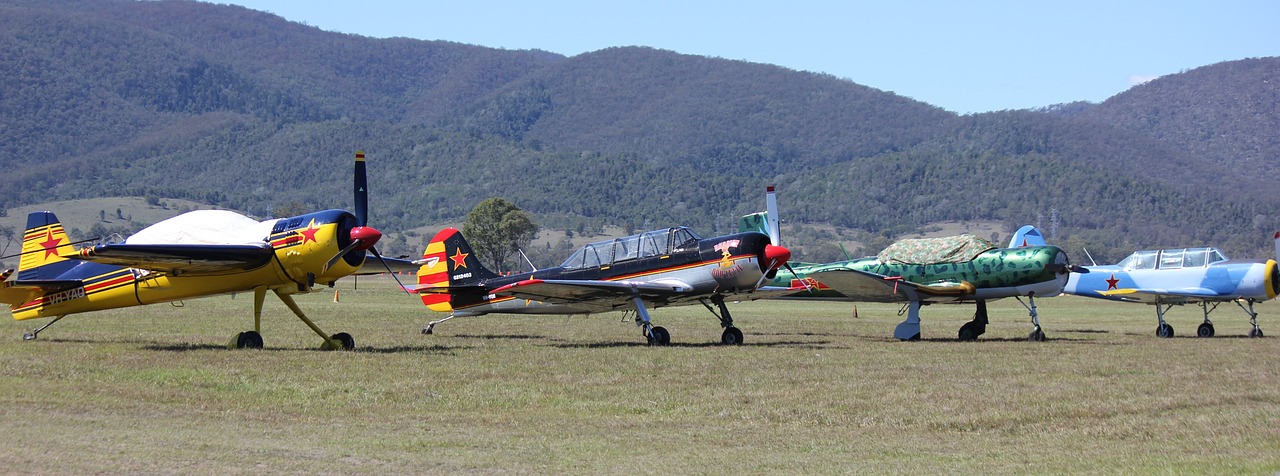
[
  {"x1": 73, "y1": 243, "x2": 275, "y2": 276},
  {"x1": 492, "y1": 279, "x2": 694, "y2": 312},
  {"x1": 0, "y1": 279, "x2": 84, "y2": 307},
  {"x1": 806, "y1": 269, "x2": 976, "y2": 303},
  {"x1": 1098, "y1": 287, "x2": 1231, "y2": 304}
]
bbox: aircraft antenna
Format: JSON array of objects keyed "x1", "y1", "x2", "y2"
[
  {"x1": 518, "y1": 248, "x2": 538, "y2": 272},
  {"x1": 1081, "y1": 247, "x2": 1098, "y2": 266}
]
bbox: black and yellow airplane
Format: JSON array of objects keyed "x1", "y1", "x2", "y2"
[
  {"x1": 1, "y1": 152, "x2": 411, "y2": 350},
  {"x1": 412, "y1": 224, "x2": 794, "y2": 346}
]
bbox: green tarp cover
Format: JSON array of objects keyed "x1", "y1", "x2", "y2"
[{"x1": 877, "y1": 234, "x2": 997, "y2": 264}]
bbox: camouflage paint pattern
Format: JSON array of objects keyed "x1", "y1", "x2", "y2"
[{"x1": 773, "y1": 245, "x2": 1067, "y2": 295}]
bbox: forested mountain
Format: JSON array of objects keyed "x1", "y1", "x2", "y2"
[{"x1": 1, "y1": 0, "x2": 1277, "y2": 265}]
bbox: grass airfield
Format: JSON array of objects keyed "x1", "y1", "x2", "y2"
[{"x1": 1, "y1": 276, "x2": 1276, "y2": 474}]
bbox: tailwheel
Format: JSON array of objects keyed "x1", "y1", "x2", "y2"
[
  {"x1": 1027, "y1": 327, "x2": 1046, "y2": 342},
  {"x1": 1156, "y1": 323, "x2": 1174, "y2": 338},
  {"x1": 647, "y1": 326, "x2": 671, "y2": 346},
  {"x1": 322, "y1": 332, "x2": 355, "y2": 351},
  {"x1": 721, "y1": 326, "x2": 744, "y2": 345},
  {"x1": 230, "y1": 331, "x2": 264, "y2": 350},
  {"x1": 1249, "y1": 327, "x2": 1264, "y2": 338},
  {"x1": 1196, "y1": 323, "x2": 1215, "y2": 338}
]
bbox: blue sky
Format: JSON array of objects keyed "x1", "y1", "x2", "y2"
[{"x1": 212, "y1": 1, "x2": 1278, "y2": 114}]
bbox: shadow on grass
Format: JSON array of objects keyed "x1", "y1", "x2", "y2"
[
  {"x1": 544, "y1": 339, "x2": 834, "y2": 349},
  {"x1": 137, "y1": 342, "x2": 471, "y2": 355},
  {"x1": 451, "y1": 333, "x2": 546, "y2": 340}
]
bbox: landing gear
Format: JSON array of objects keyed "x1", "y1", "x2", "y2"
[
  {"x1": 242, "y1": 286, "x2": 354, "y2": 351},
  {"x1": 646, "y1": 326, "x2": 670, "y2": 346},
  {"x1": 893, "y1": 301, "x2": 923, "y2": 341},
  {"x1": 423, "y1": 314, "x2": 456, "y2": 334},
  {"x1": 632, "y1": 296, "x2": 670, "y2": 346},
  {"x1": 1028, "y1": 328, "x2": 1046, "y2": 342},
  {"x1": 231, "y1": 331, "x2": 264, "y2": 349},
  {"x1": 701, "y1": 294, "x2": 744, "y2": 345},
  {"x1": 721, "y1": 326, "x2": 744, "y2": 345},
  {"x1": 1235, "y1": 299, "x2": 1264, "y2": 338},
  {"x1": 1197, "y1": 322, "x2": 1215, "y2": 338},
  {"x1": 323, "y1": 332, "x2": 355, "y2": 351},
  {"x1": 22, "y1": 315, "x2": 67, "y2": 341},
  {"x1": 957, "y1": 300, "x2": 988, "y2": 341},
  {"x1": 1154, "y1": 302, "x2": 1174, "y2": 339},
  {"x1": 1015, "y1": 293, "x2": 1046, "y2": 342}
]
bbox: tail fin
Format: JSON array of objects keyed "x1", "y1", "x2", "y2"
[
  {"x1": 416, "y1": 227, "x2": 499, "y2": 312},
  {"x1": 1009, "y1": 225, "x2": 1047, "y2": 248},
  {"x1": 18, "y1": 212, "x2": 78, "y2": 280}
]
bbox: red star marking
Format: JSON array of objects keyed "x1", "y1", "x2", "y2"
[
  {"x1": 298, "y1": 220, "x2": 320, "y2": 244},
  {"x1": 450, "y1": 249, "x2": 469, "y2": 269},
  {"x1": 1105, "y1": 274, "x2": 1120, "y2": 290},
  {"x1": 40, "y1": 230, "x2": 62, "y2": 258}
]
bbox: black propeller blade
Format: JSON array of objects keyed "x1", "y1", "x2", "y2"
[{"x1": 354, "y1": 150, "x2": 368, "y2": 227}]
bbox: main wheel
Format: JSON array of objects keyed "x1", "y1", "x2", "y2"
[
  {"x1": 1249, "y1": 327, "x2": 1264, "y2": 338},
  {"x1": 648, "y1": 326, "x2": 671, "y2": 346},
  {"x1": 233, "y1": 331, "x2": 264, "y2": 349},
  {"x1": 1196, "y1": 323, "x2": 1215, "y2": 338},
  {"x1": 721, "y1": 327, "x2": 744, "y2": 345},
  {"x1": 1156, "y1": 323, "x2": 1174, "y2": 338},
  {"x1": 332, "y1": 332, "x2": 355, "y2": 350},
  {"x1": 958, "y1": 322, "x2": 984, "y2": 341},
  {"x1": 1028, "y1": 328, "x2": 1046, "y2": 342}
]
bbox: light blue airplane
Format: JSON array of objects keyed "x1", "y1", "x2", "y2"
[{"x1": 1064, "y1": 232, "x2": 1280, "y2": 338}]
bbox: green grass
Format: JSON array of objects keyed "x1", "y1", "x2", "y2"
[{"x1": 1, "y1": 277, "x2": 1277, "y2": 474}]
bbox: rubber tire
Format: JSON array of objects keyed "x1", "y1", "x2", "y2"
[
  {"x1": 1156, "y1": 323, "x2": 1174, "y2": 338},
  {"x1": 721, "y1": 327, "x2": 744, "y2": 345},
  {"x1": 958, "y1": 322, "x2": 983, "y2": 341},
  {"x1": 1028, "y1": 328, "x2": 1046, "y2": 342},
  {"x1": 234, "y1": 331, "x2": 264, "y2": 349},
  {"x1": 332, "y1": 332, "x2": 355, "y2": 350},
  {"x1": 1249, "y1": 328, "x2": 1264, "y2": 338},
  {"x1": 648, "y1": 326, "x2": 671, "y2": 346},
  {"x1": 1196, "y1": 323, "x2": 1215, "y2": 338}
]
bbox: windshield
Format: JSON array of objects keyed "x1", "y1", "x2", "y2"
[{"x1": 560, "y1": 227, "x2": 701, "y2": 269}]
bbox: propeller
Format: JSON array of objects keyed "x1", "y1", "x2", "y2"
[
  {"x1": 320, "y1": 151, "x2": 411, "y2": 294},
  {"x1": 753, "y1": 243, "x2": 792, "y2": 289}
]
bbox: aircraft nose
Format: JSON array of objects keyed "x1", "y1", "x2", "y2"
[
  {"x1": 764, "y1": 244, "x2": 791, "y2": 267},
  {"x1": 350, "y1": 226, "x2": 383, "y2": 250}
]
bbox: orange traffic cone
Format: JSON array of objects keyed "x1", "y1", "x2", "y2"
[
  {"x1": 852, "y1": 305, "x2": 858, "y2": 318},
  {"x1": 333, "y1": 289, "x2": 340, "y2": 303}
]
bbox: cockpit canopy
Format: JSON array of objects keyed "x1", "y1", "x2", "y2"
[
  {"x1": 1116, "y1": 247, "x2": 1227, "y2": 271},
  {"x1": 560, "y1": 227, "x2": 700, "y2": 270}
]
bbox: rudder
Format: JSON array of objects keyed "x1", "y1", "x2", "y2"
[
  {"x1": 416, "y1": 227, "x2": 498, "y2": 312},
  {"x1": 18, "y1": 212, "x2": 78, "y2": 280}
]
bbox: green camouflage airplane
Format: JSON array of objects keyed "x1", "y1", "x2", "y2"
[{"x1": 744, "y1": 187, "x2": 1081, "y2": 342}]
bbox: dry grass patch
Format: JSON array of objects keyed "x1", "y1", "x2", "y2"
[{"x1": 1, "y1": 278, "x2": 1277, "y2": 473}]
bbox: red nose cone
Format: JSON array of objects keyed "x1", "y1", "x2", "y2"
[
  {"x1": 350, "y1": 226, "x2": 382, "y2": 250},
  {"x1": 764, "y1": 244, "x2": 791, "y2": 266}
]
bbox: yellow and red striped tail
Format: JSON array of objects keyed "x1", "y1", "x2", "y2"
[
  {"x1": 416, "y1": 227, "x2": 499, "y2": 312},
  {"x1": 19, "y1": 212, "x2": 76, "y2": 273},
  {"x1": 417, "y1": 228, "x2": 455, "y2": 312}
]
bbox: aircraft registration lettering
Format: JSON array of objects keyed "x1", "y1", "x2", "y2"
[
  {"x1": 453, "y1": 272, "x2": 472, "y2": 281},
  {"x1": 45, "y1": 286, "x2": 86, "y2": 305}
]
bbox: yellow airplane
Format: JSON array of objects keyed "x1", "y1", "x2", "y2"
[{"x1": 0, "y1": 152, "x2": 413, "y2": 350}]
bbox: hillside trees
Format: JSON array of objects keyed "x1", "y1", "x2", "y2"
[{"x1": 461, "y1": 198, "x2": 540, "y2": 272}]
